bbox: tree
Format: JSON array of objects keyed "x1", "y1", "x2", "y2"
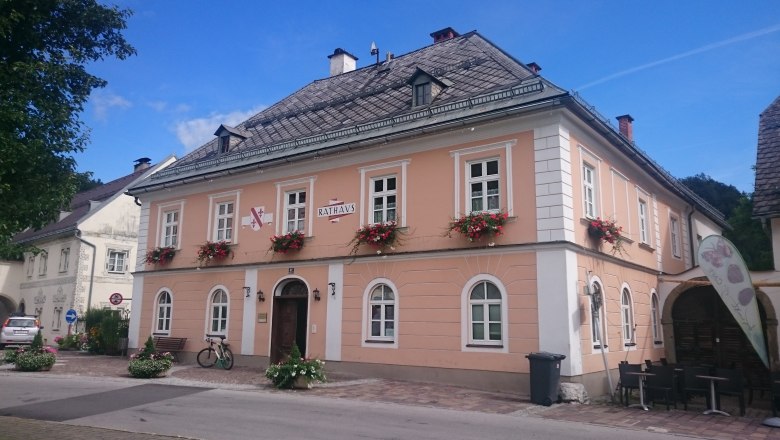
[
  {"x1": 74, "y1": 171, "x2": 104, "y2": 192},
  {"x1": 679, "y1": 173, "x2": 743, "y2": 216},
  {"x1": 0, "y1": 0, "x2": 135, "y2": 242}
]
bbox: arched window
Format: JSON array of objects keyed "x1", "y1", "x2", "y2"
[
  {"x1": 651, "y1": 291, "x2": 662, "y2": 345},
  {"x1": 209, "y1": 289, "x2": 229, "y2": 334},
  {"x1": 620, "y1": 287, "x2": 634, "y2": 346},
  {"x1": 590, "y1": 281, "x2": 608, "y2": 349},
  {"x1": 368, "y1": 284, "x2": 395, "y2": 341},
  {"x1": 469, "y1": 281, "x2": 503, "y2": 345},
  {"x1": 155, "y1": 290, "x2": 172, "y2": 334}
]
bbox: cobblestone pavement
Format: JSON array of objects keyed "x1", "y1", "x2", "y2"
[{"x1": 2, "y1": 351, "x2": 780, "y2": 439}]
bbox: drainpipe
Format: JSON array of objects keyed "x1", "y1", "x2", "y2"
[
  {"x1": 76, "y1": 230, "x2": 97, "y2": 311},
  {"x1": 686, "y1": 205, "x2": 696, "y2": 267}
]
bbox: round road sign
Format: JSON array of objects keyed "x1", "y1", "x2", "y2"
[
  {"x1": 109, "y1": 292, "x2": 123, "y2": 306},
  {"x1": 65, "y1": 309, "x2": 78, "y2": 324}
]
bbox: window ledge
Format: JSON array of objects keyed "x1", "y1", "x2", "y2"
[
  {"x1": 638, "y1": 242, "x2": 655, "y2": 252},
  {"x1": 364, "y1": 339, "x2": 395, "y2": 344},
  {"x1": 624, "y1": 342, "x2": 637, "y2": 347},
  {"x1": 466, "y1": 344, "x2": 504, "y2": 349},
  {"x1": 653, "y1": 341, "x2": 663, "y2": 345},
  {"x1": 593, "y1": 344, "x2": 608, "y2": 349}
]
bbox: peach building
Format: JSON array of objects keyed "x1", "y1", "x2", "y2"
[{"x1": 127, "y1": 28, "x2": 735, "y2": 396}]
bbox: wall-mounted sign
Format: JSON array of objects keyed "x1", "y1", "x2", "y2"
[
  {"x1": 241, "y1": 206, "x2": 274, "y2": 231},
  {"x1": 109, "y1": 292, "x2": 123, "y2": 305},
  {"x1": 317, "y1": 199, "x2": 356, "y2": 223},
  {"x1": 257, "y1": 313, "x2": 268, "y2": 323}
]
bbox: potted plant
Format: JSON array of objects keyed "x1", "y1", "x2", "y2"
[
  {"x1": 448, "y1": 211, "x2": 509, "y2": 243},
  {"x1": 11, "y1": 332, "x2": 57, "y2": 372},
  {"x1": 265, "y1": 343, "x2": 326, "y2": 389},
  {"x1": 144, "y1": 246, "x2": 176, "y2": 265},
  {"x1": 270, "y1": 231, "x2": 305, "y2": 254},
  {"x1": 196, "y1": 240, "x2": 232, "y2": 264},
  {"x1": 128, "y1": 336, "x2": 174, "y2": 378},
  {"x1": 349, "y1": 221, "x2": 400, "y2": 255},
  {"x1": 587, "y1": 217, "x2": 626, "y2": 256}
]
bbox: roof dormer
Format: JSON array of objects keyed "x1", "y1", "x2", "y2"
[
  {"x1": 214, "y1": 125, "x2": 249, "y2": 154},
  {"x1": 407, "y1": 68, "x2": 451, "y2": 108}
]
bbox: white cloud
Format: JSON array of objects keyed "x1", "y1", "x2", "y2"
[
  {"x1": 174, "y1": 107, "x2": 264, "y2": 152},
  {"x1": 92, "y1": 91, "x2": 132, "y2": 121},
  {"x1": 147, "y1": 100, "x2": 167, "y2": 112}
]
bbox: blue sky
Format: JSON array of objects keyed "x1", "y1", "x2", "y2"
[{"x1": 78, "y1": 1, "x2": 780, "y2": 193}]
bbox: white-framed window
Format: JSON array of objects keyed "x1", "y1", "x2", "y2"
[
  {"x1": 638, "y1": 199, "x2": 648, "y2": 244},
  {"x1": 155, "y1": 290, "x2": 172, "y2": 335},
  {"x1": 38, "y1": 252, "x2": 48, "y2": 276},
  {"x1": 583, "y1": 162, "x2": 597, "y2": 218},
  {"x1": 59, "y1": 247, "x2": 70, "y2": 273},
  {"x1": 651, "y1": 290, "x2": 662, "y2": 345},
  {"x1": 214, "y1": 201, "x2": 234, "y2": 242},
  {"x1": 52, "y1": 307, "x2": 62, "y2": 330},
  {"x1": 106, "y1": 249, "x2": 128, "y2": 273},
  {"x1": 26, "y1": 255, "x2": 34, "y2": 277},
  {"x1": 620, "y1": 287, "x2": 634, "y2": 347},
  {"x1": 590, "y1": 280, "x2": 608, "y2": 349},
  {"x1": 468, "y1": 158, "x2": 500, "y2": 213},
  {"x1": 162, "y1": 210, "x2": 179, "y2": 248},
  {"x1": 284, "y1": 190, "x2": 306, "y2": 233},
  {"x1": 371, "y1": 176, "x2": 397, "y2": 224},
  {"x1": 669, "y1": 215, "x2": 681, "y2": 258},
  {"x1": 368, "y1": 284, "x2": 396, "y2": 341},
  {"x1": 468, "y1": 281, "x2": 503, "y2": 346},
  {"x1": 209, "y1": 288, "x2": 229, "y2": 335}
]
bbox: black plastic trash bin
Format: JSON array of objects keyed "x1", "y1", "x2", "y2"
[{"x1": 526, "y1": 352, "x2": 566, "y2": 406}]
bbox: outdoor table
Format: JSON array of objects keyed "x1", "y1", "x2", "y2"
[
  {"x1": 625, "y1": 371, "x2": 654, "y2": 410},
  {"x1": 696, "y1": 374, "x2": 730, "y2": 416}
]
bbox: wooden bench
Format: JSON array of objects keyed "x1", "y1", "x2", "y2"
[{"x1": 153, "y1": 336, "x2": 187, "y2": 362}]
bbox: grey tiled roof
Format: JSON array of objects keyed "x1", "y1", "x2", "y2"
[{"x1": 753, "y1": 95, "x2": 780, "y2": 217}]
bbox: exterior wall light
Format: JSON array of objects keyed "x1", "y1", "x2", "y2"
[
  {"x1": 313, "y1": 288, "x2": 321, "y2": 301},
  {"x1": 257, "y1": 290, "x2": 265, "y2": 302}
]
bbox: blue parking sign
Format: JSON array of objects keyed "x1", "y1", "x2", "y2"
[{"x1": 65, "y1": 309, "x2": 78, "y2": 324}]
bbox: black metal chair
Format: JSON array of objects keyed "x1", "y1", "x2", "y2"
[
  {"x1": 646, "y1": 365, "x2": 677, "y2": 410},
  {"x1": 682, "y1": 366, "x2": 711, "y2": 411},
  {"x1": 618, "y1": 363, "x2": 642, "y2": 406},
  {"x1": 714, "y1": 368, "x2": 745, "y2": 417}
]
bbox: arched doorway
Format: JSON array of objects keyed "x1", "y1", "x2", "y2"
[
  {"x1": 0, "y1": 295, "x2": 16, "y2": 323},
  {"x1": 672, "y1": 286, "x2": 770, "y2": 389},
  {"x1": 269, "y1": 279, "x2": 310, "y2": 364}
]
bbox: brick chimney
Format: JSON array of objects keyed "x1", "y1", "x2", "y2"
[
  {"x1": 328, "y1": 48, "x2": 358, "y2": 77},
  {"x1": 527, "y1": 62, "x2": 542, "y2": 74},
  {"x1": 134, "y1": 157, "x2": 151, "y2": 172},
  {"x1": 430, "y1": 27, "x2": 460, "y2": 44},
  {"x1": 616, "y1": 114, "x2": 634, "y2": 141}
]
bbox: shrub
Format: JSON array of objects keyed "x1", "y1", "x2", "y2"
[
  {"x1": 128, "y1": 336, "x2": 174, "y2": 379},
  {"x1": 265, "y1": 343, "x2": 325, "y2": 389},
  {"x1": 55, "y1": 333, "x2": 82, "y2": 350},
  {"x1": 14, "y1": 350, "x2": 56, "y2": 372},
  {"x1": 3, "y1": 348, "x2": 18, "y2": 364}
]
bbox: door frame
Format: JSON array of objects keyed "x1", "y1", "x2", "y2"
[{"x1": 269, "y1": 277, "x2": 311, "y2": 363}]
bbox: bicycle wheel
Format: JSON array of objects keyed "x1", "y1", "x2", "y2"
[
  {"x1": 221, "y1": 347, "x2": 234, "y2": 370},
  {"x1": 196, "y1": 348, "x2": 216, "y2": 368}
]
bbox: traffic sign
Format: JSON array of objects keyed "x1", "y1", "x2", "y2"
[
  {"x1": 109, "y1": 292, "x2": 123, "y2": 306},
  {"x1": 65, "y1": 309, "x2": 78, "y2": 324}
]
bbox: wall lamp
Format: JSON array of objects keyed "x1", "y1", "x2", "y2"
[
  {"x1": 328, "y1": 282, "x2": 336, "y2": 296},
  {"x1": 257, "y1": 290, "x2": 265, "y2": 302},
  {"x1": 244, "y1": 287, "x2": 251, "y2": 298},
  {"x1": 313, "y1": 288, "x2": 321, "y2": 301}
]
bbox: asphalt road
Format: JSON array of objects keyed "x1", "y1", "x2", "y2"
[{"x1": 0, "y1": 375, "x2": 688, "y2": 440}]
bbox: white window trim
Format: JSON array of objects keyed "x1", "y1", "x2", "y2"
[
  {"x1": 465, "y1": 157, "x2": 501, "y2": 214},
  {"x1": 283, "y1": 189, "x2": 307, "y2": 234},
  {"x1": 359, "y1": 160, "x2": 409, "y2": 227},
  {"x1": 651, "y1": 290, "x2": 663, "y2": 346},
  {"x1": 583, "y1": 162, "x2": 598, "y2": 219},
  {"x1": 578, "y1": 145, "x2": 602, "y2": 220},
  {"x1": 106, "y1": 248, "x2": 129, "y2": 274},
  {"x1": 214, "y1": 201, "x2": 236, "y2": 242},
  {"x1": 27, "y1": 255, "x2": 34, "y2": 277},
  {"x1": 636, "y1": 186, "x2": 650, "y2": 245},
  {"x1": 157, "y1": 200, "x2": 185, "y2": 249},
  {"x1": 620, "y1": 283, "x2": 636, "y2": 350},
  {"x1": 38, "y1": 252, "x2": 48, "y2": 276},
  {"x1": 589, "y1": 276, "x2": 609, "y2": 353},
  {"x1": 669, "y1": 212, "x2": 682, "y2": 259},
  {"x1": 361, "y1": 278, "x2": 399, "y2": 349},
  {"x1": 207, "y1": 190, "x2": 241, "y2": 243},
  {"x1": 369, "y1": 175, "x2": 398, "y2": 225},
  {"x1": 59, "y1": 247, "x2": 70, "y2": 273},
  {"x1": 450, "y1": 140, "x2": 515, "y2": 218},
  {"x1": 275, "y1": 177, "x2": 316, "y2": 236},
  {"x1": 205, "y1": 285, "x2": 230, "y2": 336},
  {"x1": 153, "y1": 289, "x2": 173, "y2": 336},
  {"x1": 52, "y1": 307, "x2": 62, "y2": 330},
  {"x1": 460, "y1": 274, "x2": 509, "y2": 353}
]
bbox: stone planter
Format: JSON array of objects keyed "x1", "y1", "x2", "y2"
[{"x1": 293, "y1": 376, "x2": 312, "y2": 389}]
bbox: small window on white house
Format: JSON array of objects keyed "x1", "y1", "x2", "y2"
[
  {"x1": 27, "y1": 256, "x2": 35, "y2": 277},
  {"x1": 106, "y1": 249, "x2": 127, "y2": 273},
  {"x1": 583, "y1": 163, "x2": 598, "y2": 218},
  {"x1": 371, "y1": 176, "x2": 397, "y2": 224},
  {"x1": 59, "y1": 247, "x2": 70, "y2": 273},
  {"x1": 209, "y1": 289, "x2": 229, "y2": 335},
  {"x1": 52, "y1": 307, "x2": 62, "y2": 330},
  {"x1": 214, "y1": 202, "x2": 234, "y2": 242},
  {"x1": 638, "y1": 199, "x2": 649, "y2": 244},
  {"x1": 468, "y1": 159, "x2": 500, "y2": 213},
  {"x1": 651, "y1": 291, "x2": 662, "y2": 344},
  {"x1": 469, "y1": 281, "x2": 503, "y2": 346},
  {"x1": 368, "y1": 284, "x2": 396, "y2": 341},
  {"x1": 620, "y1": 288, "x2": 635, "y2": 347},
  {"x1": 155, "y1": 291, "x2": 172, "y2": 334},
  {"x1": 38, "y1": 252, "x2": 48, "y2": 276},
  {"x1": 670, "y1": 216, "x2": 681, "y2": 258},
  {"x1": 284, "y1": 190, "x2": 306, "y2": 233},
  {"x1": 162, "y1": 210, "x2": 179, "y2": 248}
]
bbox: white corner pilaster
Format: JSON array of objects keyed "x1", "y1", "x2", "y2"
[
  {"x1": 241, "y1": 268, "x2": 258, "y2": 355},
  {"x1": 325, "y1": 263, "x2": 344, "y2": 361},
  {"x1": 128, "y1": 274, "x2": 144, "y2": 350},
  {"x1": 534, "y1": 124, "x2": 574, "y2": 242}
]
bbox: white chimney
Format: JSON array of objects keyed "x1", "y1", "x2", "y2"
[{"x1": 328, "y1": 48, "x2": 358, "y2": 76}]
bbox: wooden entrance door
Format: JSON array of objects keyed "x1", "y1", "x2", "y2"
[{"x1": 269, "y1": 280, "x2": 309, "y2": 364}]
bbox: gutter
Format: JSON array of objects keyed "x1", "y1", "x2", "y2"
[{"x1": 76, "y1": 230, "x2": 97, "y2": 312}]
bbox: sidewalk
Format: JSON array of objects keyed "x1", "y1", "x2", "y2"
[{"x1": 3, "y1": 351, "x2": 780, "y2": 439}]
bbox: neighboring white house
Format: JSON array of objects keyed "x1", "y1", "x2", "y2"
[{"x1": 10, "y1": 157, "x2": 175, "y2": 343}]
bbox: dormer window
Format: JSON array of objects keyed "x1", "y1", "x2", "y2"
[
  {"x1": 407, "y1": 67, "x2": 451, "y2": 108},
  {"x1": 213, "y1": 124, "x2": 250, "y2": 155},
  {"x1": 219, "y1": 136, "x2": 230, "y2": 154}
]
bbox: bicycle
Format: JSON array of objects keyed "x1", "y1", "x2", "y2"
[{"x1": 196, "y1": 334, "x2": 234, "y2": 370}]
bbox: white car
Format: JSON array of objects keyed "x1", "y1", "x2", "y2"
[{"x1": 0, "y1": 316, "x2": 42, "y2": 348}]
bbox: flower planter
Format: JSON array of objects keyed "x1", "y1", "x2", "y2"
[
  {"x1": 448, "y1": 211, "x2": 508, "y2": 242},
  {"x1": 293, "y1": 376, "x2": 312, "y2": 389},
  {"x1": 270, "y1": 231, "x2": 305, "y2": 254},
  {"x1": 349, "y1": 222, "x2": 400, "y2": 255}
]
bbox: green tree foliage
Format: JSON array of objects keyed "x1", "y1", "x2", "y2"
[
  {"x1": 74, "y1": 171, "x2": 104, "y2": 192},
  {"x1": 0, "y1": 0, "x2": 135, "y2": 242},
  {"x1": 681, "y1": 173, "x2": 773, "y2": 271}
]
